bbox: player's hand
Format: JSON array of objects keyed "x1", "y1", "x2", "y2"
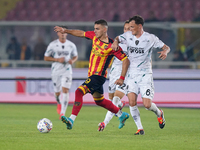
[
  {"x1": 157, "y1": 50, "x2": 168, "y2": 60},
  {"x1": 114, "y1": 79, "x2": 124, "y2": 86},
  {"x1": 111, "y1": 42, "x2": 119, "y2": 51},
  {"x1": 54, "y1": 26, "x2": 65, "y2": 33},
  {"x1": 56, "y1": 57, "x2": 65, "y2": 63},
  {"x1": 68, "y1": 59, "x2": 73, "y2": 64}
]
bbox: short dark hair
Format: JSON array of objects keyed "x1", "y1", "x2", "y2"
[
  {"x1": 129, "y1": 15, "x2": 144, "y2": 26},
  {"x1": 124, "y1": 20, "x2": 129, "y2": 26},
  {"x1": 59, "y1": 25, "x2": 68, "y2": 29},
  {"x1": 94, "y1": 19, "x2": 108, "y2": 26}
]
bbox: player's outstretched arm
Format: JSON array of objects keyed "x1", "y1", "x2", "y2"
[
  {"x1": 157, "y1": 44, "x2": 170, "y2": 60},
  {"x1": 115, "y1": 58, "x2": 130, "y2": 86},
  {"x1": 54, "y1": 26, "x2": 85, "y2": 37}
]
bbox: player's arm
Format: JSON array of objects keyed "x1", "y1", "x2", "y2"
[
  {"x1": 44, "y1": 56, "x2": 65, "y2": 63},
  {"x1": 113, "y1": 48, "x2": 130, "y2": 86},
  {"x1": 111, "y1": 36, "x2": 120, "y2": 51},
  {"x1": 68, "y1": 56, "x2": 78, "y2": 65},
  {"x1": 115, "y1": 58, "x2": 130, "y2": 86},
  {"x1": 157, "y1": 44, "x2": 170, "y2": 60},
  {"x1": 54, "y1": 26, "x2": 85, "y2": 37}
]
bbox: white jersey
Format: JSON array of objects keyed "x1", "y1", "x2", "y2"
[
  {"x1": 119, "y1": 31, "x2": 164, "y2": 74},
  {"x1": 44, "y1": 39, "x2": 78, "y2": 75}
]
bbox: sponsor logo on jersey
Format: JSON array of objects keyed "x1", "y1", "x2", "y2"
[
  {"x1": 91, "y1": 48, "x2": 104, "y2": 57},
  {"x1": 129, "y1": 47, "x2": 144, "y2": 53},
  {"x1": 57, "y1": 51, "x2": 69, "y2": 56}
]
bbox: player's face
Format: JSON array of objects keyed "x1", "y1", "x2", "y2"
[
  {"x1": 94, "y1": 24, "x2": 106, "y2": 39},
  {"x1": 129, "y1": 20, "x2": 141, "y2": 36},
  {"x1": 57, "y1": 32, "x2": 67, "y2": 40},
  {"x1": 124, "y1": 23, "x2": 130, "y2": 33}
]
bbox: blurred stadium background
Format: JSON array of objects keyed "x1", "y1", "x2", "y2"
[{"x1": 0, "y1": 0, "x2": 200, "y2": 107}]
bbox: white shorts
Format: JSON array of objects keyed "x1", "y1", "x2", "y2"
[
  {"x1": 108, "y1": 65, "x2": 126, "y2": 94},
  {"x1": 51, "y1": 74, "x2": 72, "y2": 93},
  {"x1": 126, "y1": 73, "x2": 154, "y2": 100}
]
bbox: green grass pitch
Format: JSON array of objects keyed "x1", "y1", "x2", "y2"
[{"x1": 0, "y1": 104, "x2": 199, "y2": 150}]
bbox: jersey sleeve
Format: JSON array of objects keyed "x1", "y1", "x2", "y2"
[
  {"x1": 118, "y1": 31, "x2": 130, "y2": 44},
  {"x1": 84, "y1": 31, "x2": 96, "y2": 40},
  {"x1": 111, "y1": 47, "x2": 128, "y2": 61},
  {"x1": 44, "y1": 43, "x2": 54, "y2": 57},
  {"x1": 152, "y1": 34, "x2": 165, "y2": 49},
  {"x1": 119, "y1": 43, "x2": 128, "y2": 56}
]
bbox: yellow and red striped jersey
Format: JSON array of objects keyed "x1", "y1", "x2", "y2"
[{"x1": 84, "y1": 31, "x2": 127, "y2": 78}]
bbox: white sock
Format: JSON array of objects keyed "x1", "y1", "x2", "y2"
[
  {"x1": 103, "y1": 97, "x2": 118, "y2": 126},
  {"x1": 103, "y1": 111, "x2": 115, "y2": 127},
  {"x1": 70, "y1": 114, "x2": 76, "y2": 122},
  {"x1": 116, "y1": 110, "x2": 122, "y2": 117},
  {"x1": 113, "y1": 96, "x2": 121, "y2": 106},
  {"x1": 54, "y1": 94, "x2": 60, "y2": 104},
  {"x1": 129, "y1": 106, "x2": 143, "y2": 130},
  {"x1": 148, "y1": 102, "x2": 161, "y2": 117},
  {"x1": 60, "y1": 93, "x2": 69, "y2": 115}
]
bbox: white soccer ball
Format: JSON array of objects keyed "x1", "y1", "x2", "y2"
[{"x1": 37, "y1": 118, "x2": 53, "y2": 133}]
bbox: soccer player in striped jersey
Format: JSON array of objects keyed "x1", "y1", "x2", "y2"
[
  {"x1": 44, "y1": 26, "x2": 78, "y2": 120},
  {"x1": 54, "y1": 19, "x2": 130, "y2": 130},
  {"x1": 112, "y1": 15, "x2": 170, "y2": 134}
]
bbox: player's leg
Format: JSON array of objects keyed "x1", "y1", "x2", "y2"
[
  {"x1": 98, "y1": 90, "x2": 126, "y2": 131},
  {"x1": 98, "y1": 77, "x2": 116, "y2": 131},
  {"x1": 113, "y1": 87, "x2": 126, "y2": 108},
  {"x1": 126, "y1": 74, "x2": 144, "y2": 135},
  {"x1": 99, "y1": 92, "x2": 114, "y2": 131},
  {"x1": 93, "y1": 91, "x2": 129, "y2": 129},
  {"x1": 140, "y1": 73, "x2": 165, "y2": 129},
  {"x1": 59, "y1": 75, "x2": 72, "y2": 119},
  {"x1": 99, "y1": 79, "x2": 127, "y2": 130},
  {"x1": 61, "y1": 84, "x2": 88, "y2": 130},
  {"x1": 128, "y1": 92, "x2": 144, "y2": 135},
  {"x1": 51, "y1": 75, "x2": 62, "y2": 114},
  {"x1": 59, "y1": 87, "x2": 69, "y2": 118},
  {"x1": 142, "y1": 98, "x2": 165, "y2": 129}
]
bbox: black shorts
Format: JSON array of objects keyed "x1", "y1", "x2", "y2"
[{"x1": 82, "y1": 75, "x2": 106, "y2": 95}]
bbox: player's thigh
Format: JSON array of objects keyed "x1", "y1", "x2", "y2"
[
  {"x1": 92, "y1": 92, "x2": 103, "y2": 99},
  {"x1": 115, "y1": 78, "x2": 128, "y2": 96},
  {"x1": 51, "y1": 74, "x2": 61, "y2": 92},
  {"x1": 126, "y1": 74, "x2": 139, "y2": 95},
  {"x1": 139, "y1": 74, "x2": 154, "y2": 100},
  {"x1": 108, "y1": 68, "x2": 121, "y2": 93},
  {"x1": 61, "y1": 74, "x2": 72, "y2": 89}
]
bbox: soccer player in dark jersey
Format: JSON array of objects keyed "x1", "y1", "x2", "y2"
[{"x1": 54, "y1": 19, "x2": 130, "y2": 130}]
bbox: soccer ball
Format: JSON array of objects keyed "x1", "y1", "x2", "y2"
[{"x1": 37, "y1": 118, "x2": 53, "y2": 133}]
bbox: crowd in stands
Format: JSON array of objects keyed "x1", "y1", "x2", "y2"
[
  {"x1": 1, "y1": 0, "x2": 200, "y2": 22},
  {"x1": 6, "y1": 36, "x2": 47, "y2": 61},
  {"x1": 1, "y1": 0, "x2": 200, "y2": 64}
]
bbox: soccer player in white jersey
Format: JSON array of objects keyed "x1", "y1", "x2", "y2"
[
  {"x1": 112, "y1": 15, "x2": 170, "y2": 134},
  {"x1": 98, "y1": 20, "x2": 138, "y2": 131},
  {"x1": 44, "y1": 26, "x2": 78, "y2": 119}
]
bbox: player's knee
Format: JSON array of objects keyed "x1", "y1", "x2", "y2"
[
  {"x1": 143, "y1": 98, "x2": 151, "y2": 109},
  {"x1": 143, "y1": 103, "x2": 151, "y2": 109},
  {"x1": 62, "y1": 88, "x2": 69, "y2": 93}
]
